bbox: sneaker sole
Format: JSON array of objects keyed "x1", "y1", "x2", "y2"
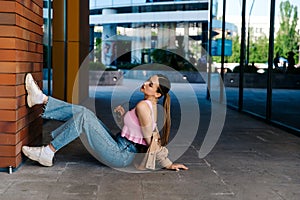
[
  {"x1": 22, "y1": 147, "x2": 53, "y2": 167},
  {"x1": 25, "y1": 74, "x2": 34, "y2": 108}
]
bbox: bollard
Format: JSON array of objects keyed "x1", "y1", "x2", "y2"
[{"x1": 8, "y1": 166, "x2": 13, "y2": 174}]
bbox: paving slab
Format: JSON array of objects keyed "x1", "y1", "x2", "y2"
[{"x1": 1, "y1": 80, "x2": 300, "y2": 200}]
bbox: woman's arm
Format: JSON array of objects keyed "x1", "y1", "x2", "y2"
[
  {"x1": 135, "y1": 101, "x2": 153, "y2": 145},
  {"x1": 136, "y1": 101, "x2": 188, "y2": 171},
  {"x1": 156, "y1": 146, "x2": 188, "y2": 171}
]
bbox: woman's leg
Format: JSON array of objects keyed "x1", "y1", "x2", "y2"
[
  {"x1": 50, "y1": 106, "x2": 136, "y2": 168},
  {"x1": 23, "y1": 73, "x2": 136, "y2": 167},
  {"x1": 25, "y1": 72, "x2": 93, "y2": 139},
  {"x1": 25, "y1": 73, "x2": 80, "y2": 121},
  {"x1": 42, "y1": 96, "x2": 88, "y2": 122},
  {"x1": 43, "y1": 96, "x2": 112, "y2": 139}
]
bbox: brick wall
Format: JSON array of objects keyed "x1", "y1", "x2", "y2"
[{"x1": 0, "y1": 0, "x2": 44, "y2": 169}]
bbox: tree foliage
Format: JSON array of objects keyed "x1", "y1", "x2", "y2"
[
  {"x1": 226, "y1": 35, "x2": 241, "y2": 63},
  {"x1": 213, "y1": 1, "x2": 299, "y2": 65},
  {"x1": 250, "y1": 34, "x2": 269, "y2": 63},
  {"x1": 275, "y1": 1, "x2": 299, "y2": 60}
]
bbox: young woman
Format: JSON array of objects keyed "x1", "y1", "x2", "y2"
[{"x1": 22, "y1": 73, "x2": 188, "y2": 171}]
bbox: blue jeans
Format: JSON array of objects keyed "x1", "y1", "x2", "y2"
[{"x1": 42, "y1": 97, "x2": 137, "y2": 168}]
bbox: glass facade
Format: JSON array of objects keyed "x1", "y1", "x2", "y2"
[
  {"x1": 219, "y1": 0, "x2": 300, "y2": 134},
  {"x1": 89, "y1": 0, "x2": 209, "y2": 76},
  {"x1": 43, "y1": 0, "x2": 53, "y2": 96},
  {"x1": 42, "y1": 0, "x2": 300, "y2": 135}
]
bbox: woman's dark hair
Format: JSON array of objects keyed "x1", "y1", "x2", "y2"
[{"x1": 156, "y1": 74, "x2": 171, "y2": 146}]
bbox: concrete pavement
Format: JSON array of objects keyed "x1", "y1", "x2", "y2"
[{"x1": 1, "y1": 79, "x2": 300, "y2": 200}]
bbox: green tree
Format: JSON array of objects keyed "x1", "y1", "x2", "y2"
[
  {"x1": 275, "y1": 1, "x2": 299, "y2": 61},
  {"x1": 227, "y1": 35, "x2": 241, "y2": 63},
  {"x1": 94, "y1": 36, "x2": 102, "y2": 62},
  {"x1": 250, "y1": 35, "x2": 269, "y2": 63}
]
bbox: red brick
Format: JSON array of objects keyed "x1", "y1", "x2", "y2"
[
  {"x1": 0, "y1": 1, "x2": 16, "y2": 13},
  {"x1": 0, "y1": 38, "x2": 39, "y2": 51},
  {"x1": 0, "y1": 121, "x2": 17, "y2": 133},
  {"x1": 16, "y1": 2, "x2": 43, "y2": 26},
  {"x1": 0, "y1": 0, "x2": 44, "y2": 169},
  {"x1": 28, "y1": 41, "x2": 37, "y2": 52},
  {"x1": 0, "y1": 107, "x2": 43, "y2": 133},
  {"x1": 0, "y1": 25, "x2": 17, "y2": 37},
  {"x1": 36, "y1": 43, "x2": 43, "y2": 53},
  {"x1": 0, "y1": 50, "x2": 42, "y2": 62},
  {"x1": 33, "y1": 63, "x2": 43, "y2": 71},
  {"x1": 0, "y1": 25, "x2": 43, "y2": 43},
  {"x1": 16, "y1": 15, "x2": 43, "y2": 35},
  {"x1": 0, "y1": 133, "x2": 41, "y2": 167},
  {"x1": 0, "y1": 105, "x2": 29, "y2": 121},
  {"x1": 0, "y1": 97, "x2": 17, "y2": 109},
  {"x1": 31, "y1": 0, "x2": 43, "y2": 9},
  {"x1": 0, "y1": 154, "x2": 22, "y2": 168},
  {"x1": 0, "y1": 73, "x2": 25, "y2": 85},
  {"x1": 0, "y1": 38, "x2": 17, "y2": 49},
  {"x1": 0, "y1": 132, "x2": 22, "y2": 146},
  {"x1": 15, "y1": 0, "x2": 43, "y2": 16},
  {"x1": 0, "y1": 133, "x2": 20, "y2": 145},
  {"x1": 0, "y1": 74, "x2": 16, "y2": 85},
  {"x1": 0, "y1": 96, "x2": 24, "y2": 109},
  {"x1": 17, "y1": 51, "x2": 43, "y2": 63},
  {"x1": 0, "y1": 140, "x2": 23, "y2": 157},
  {"x1": 15, "y1": 0, "x2": 31, "y2": 10},
  {"x1": 0, "y1": 130, "x2": 42, "y2": 157},
  {"x1": 0, "y1": 79, "x2": 42, "y2": 97},
  {"x1": 0, "y1": 50, "x2": 16, "y2": 61},
  {"x1": 30, "y1": 71, "x2": 43, "y2": 82},
  {"x1": 0, "y1": 85, "x2": 18, "y2": 97},
  {"x1": 0, "y1": 84, "x2": 26, "y2": 97},
  {"x1": 0, "y1": 131, "x2": 42, "y2": 168},
  {"x1": 16, "y1": 105, "x2": 29, "y2": 120},
  {"x1": 0, "y1": 118, "x2": 41, "y2": 145},
  {"x1": 0, "y1": 62, "x2": 34, "y2": 73},
  {"x1": 0, "y1": 110, "x2": 16, "y2": 121},
  {"x1": 0, "y1": 13, "x2": 16, "y2": 25}
]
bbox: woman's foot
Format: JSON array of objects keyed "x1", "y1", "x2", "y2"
[
  {"x1": 25, "y1": 73, "x2": 46, "y2": 107},
  {"x1": 22, "y1": 146, "x2": 54, "y2": 167}
]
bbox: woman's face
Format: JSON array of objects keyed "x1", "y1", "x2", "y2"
[{"x1": 140, "y1": 75, "x2": 161, "y2": 98}]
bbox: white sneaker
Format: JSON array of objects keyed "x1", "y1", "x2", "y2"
[
  {"x1": 22, "y1": 146, "x2": 54, "y2": 167},
  {"x1": 25, "y1": 73, "x2": 45, "y2": 108}
]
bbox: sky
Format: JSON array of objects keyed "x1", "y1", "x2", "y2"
[{"x1": 217, "y1": 0, "x2": 300, "y2": 17}]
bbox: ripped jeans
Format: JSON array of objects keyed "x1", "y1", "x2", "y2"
[{"x1": 42, "y1": 97, "x2": 137, "y2": 168}]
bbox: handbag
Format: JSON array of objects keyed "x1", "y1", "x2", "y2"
[{"x1": 135, "y1": 127, "x2": 161, "y2": 170}]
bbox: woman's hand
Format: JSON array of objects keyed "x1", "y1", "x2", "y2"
[
  {"x1": 166, "y1": 163, "x2": 188, "y2": 171},
  {"x1": 114, "y1": 105, "x2": 126, "y2": 126},
  {"x1": 114, "y1": 105, "x2": 126, "y2": 117}
]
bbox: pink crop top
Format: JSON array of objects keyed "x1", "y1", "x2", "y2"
[{"x1": 121, "y1": 100, "x2": 156, "y2": 145}]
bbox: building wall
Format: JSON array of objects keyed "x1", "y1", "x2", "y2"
[
  {"x1": 226, "y1": 15, "x2": 271, "y2": 42},
  {"x1": 0, "y1": 0, "x2": 43, "y2": 169}
]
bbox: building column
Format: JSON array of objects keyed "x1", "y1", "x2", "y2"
[
  {"x1": 183, "y1": 22, "x2": 190, "y2": 60},
  {"x1": 131, "y1": 24, "x2": 143, "y2": 63},
  {"x1": 90, "y1": 25, "x2": 95, "y2": 52},
  {"x1": 0, "y1": 0, "x2": 44, "y2": 169},
  {"x1": 101, "y1": 9, "x2": 117, "y2": 66},
  {"x1": 201, "y1": 22, "x2": 209, "y2": 51},
  {"x1": 52, "y1": 0, "x2": 89, "y2": 104},
  {"x1": 157, "y1": 23, "x2": 177, "y2": 49}
]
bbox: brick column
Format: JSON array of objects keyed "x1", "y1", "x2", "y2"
[{"x1": 0, "y1": 0, "x2": 43, "y2": 169}]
